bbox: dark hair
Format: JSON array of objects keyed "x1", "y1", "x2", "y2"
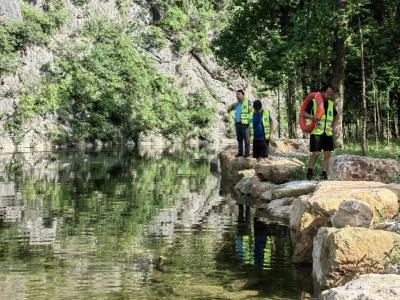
[
  {"x1": 320, "y1": 83, "x2": 335, "y2": 92},
  {"x1": 236, "y1": 89, "x2": 245, "y2": 95},
  {"x1": 253, "y1": 100, "x2": 262, "y2": 110}
]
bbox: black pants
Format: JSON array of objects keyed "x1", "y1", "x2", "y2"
[
  {"x1": 235, "y1": 123, "x2": 250, "y2": 156},
  {"x1": 253, "y1": 139, "x2": 269, "y2": 158}
]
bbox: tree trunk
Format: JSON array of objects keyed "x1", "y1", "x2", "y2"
[
  {"x1": 355, "y1": 121, "x2": 359, "y2": 141},
  {"x1": 371, "y1": 67, "x2": 379, "y2": 144},
  {"x1": 373, "y1": 99, "x2": 378, "y2": 144},
  {"x1": 377, "y1": 96, "x2": 383, "y2": 139},
  {"x1": 277, "y1": 88, "x2": 281, "y2": 138},
  {"x1": 387, "y1": 91, "x2": 391, "y2": 146},
  {"x1": 286, "y1": 79, "x2": 296, "y2": 138},
  {"x1": 332, "y1": 0, "x2": 347, "y2": 148},
  {"x1": 359, "y1": 17, "x2": 368, "y2": 155},
  {"x1": 397, "y1": 93, "x2": 400, "y2": 140}
]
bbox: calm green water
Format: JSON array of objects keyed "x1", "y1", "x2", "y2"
[{"x1": 0, "y1": 148, "x2": 312, "y2": 300}]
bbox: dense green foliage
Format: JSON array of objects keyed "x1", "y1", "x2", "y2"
[
  {"x1": 214, "y1": 0, "x2": 400, "y2": 149},
  {"x1": 146, "y1": 0, "x2": 232, "y2": 54},
  {"x1": 6, "y1": 20, "x2": 214, "y2": 144},
  {"x1": 0, "y1": 0, "x2": 69, "y2": 77}
]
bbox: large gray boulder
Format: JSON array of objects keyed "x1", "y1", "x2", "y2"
[
  {"x1": 331, "y1": 199, "x2": 373, "y2": 228},
  {"x1": 255, "y1": 157, "x2": 304, "y2": 184},
  {"x1": 234, "y1": 176, "x2": 260, "y2": 196},
  {"x1": 321, "y1": 274, "x2": 400, "y2": 300},
  {"x1": 329, "y1": 155, "x2": 400, "y2": 183},
  {"x1": 271, "y1": 180, "x2": 317, "y2": 199}
]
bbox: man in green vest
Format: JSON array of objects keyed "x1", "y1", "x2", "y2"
[
  {"x1": 302, "y1": 84, "x2": 338, "y2": 180},
  {"x1": 249, "y1": 100, "x2": 274, "y2": 158},
  {"x1": 227, "y1": 90, "x2": 252, "y2": 157}
]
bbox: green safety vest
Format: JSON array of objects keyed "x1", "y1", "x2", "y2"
[
  {"x1": 241, "y1": 99, "x2": 250, "y2": 124},
  {"x1": 232, "y1": 99, "x2": 251, "y2": 125},
  {"x1": 249, "y1": 110, "x2": 271, "y2": 140},
  {"x1": 309, "y1": 99, "x2": 334, "y2": 136}
]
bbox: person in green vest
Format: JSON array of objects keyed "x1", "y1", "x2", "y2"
[
  {"x1": 249, "y1": 100, "x2": 274, "y2": 159},
  {"x1": 302, "y1": 84, "x2": 339, "y2": 180},
  {"x1": 227, "y1": 90, "x2": 252, "y2": 157}
]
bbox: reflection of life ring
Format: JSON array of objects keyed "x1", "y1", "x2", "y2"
[{"x1": 299, "y1": 92, "x2": 325, "y2": 133}]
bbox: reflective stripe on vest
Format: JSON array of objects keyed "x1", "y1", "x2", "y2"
[
  {"x1": 311, "y1": 99, "x2": 334, "y2": 136},
  {"x1": 241, "y1": 99, "x2": 250, "y2": 124},
  {"x1": 231, "y1": 99, "x2": 250, "y2": 124},
  {"x1": 249, "y1": 110, "x2": 271, "y2": 140}
]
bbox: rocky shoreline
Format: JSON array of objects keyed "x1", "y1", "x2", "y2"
[{"x1": 215, "y1": 140, "x2": 400, "y2": 299}]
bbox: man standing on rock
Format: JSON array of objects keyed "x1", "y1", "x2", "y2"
[
  {"x1": 228, "y1": 90, "x2": 252, "y2": 157},
  {"x1": 301, "y1": 84, "x2": 338, "y2": 180},
  {"x1": 249, "y1": 100, "x2": 274, "y2": 159}
]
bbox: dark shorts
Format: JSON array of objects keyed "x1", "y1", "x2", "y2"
[
  {"x1": 310, "y1": 134, "x2": 334, "y2": 152},
  {"x1": 253, "y1": 139, "x2": 269, "y2": 158}
]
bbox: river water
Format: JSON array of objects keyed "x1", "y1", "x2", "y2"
[{"x1": 0, "y1": 148, "x2": 312, "y2": 300}]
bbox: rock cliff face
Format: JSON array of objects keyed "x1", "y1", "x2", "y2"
[
  {"x1": 0, "y1": 0, "x2": 22, "y2": 21},
  {"x1": 0, "y1": 0, "x2": 252, "y2": 151}
]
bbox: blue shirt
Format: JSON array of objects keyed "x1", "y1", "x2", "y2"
[
  {"x1": 253, "y1": 111, "x2": 265, "y2": 140},
  {"x1": 235, "y1": 102, "x2": 243, "y2": 122}
]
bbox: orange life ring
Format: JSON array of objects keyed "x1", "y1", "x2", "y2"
[{"x1": 299, "y1": 92, "x2": 325, "y2": 133}]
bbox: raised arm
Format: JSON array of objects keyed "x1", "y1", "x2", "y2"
[{"x1": 227, "y1": 102, "x2": 236, "y2": 113}]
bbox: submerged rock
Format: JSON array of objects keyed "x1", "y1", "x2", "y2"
[
  {"x1": 321, "y1": 274, "x2": 400, "y2": 300},
  {"x1": 313, "y1": 227, "x2": 400, "y2": 290},
  {"x1": 329, "y1": 155, "x2": 400, "y2": 183},
  {"x1": 290, "y1": 181, "x2": 399, "y2": 263},
  {"x1": 256, "y1": 197, "x2": 294, "y2": 223},
  {"x1": 331, "y1": 199, "x2": 373, "y2": 228}
]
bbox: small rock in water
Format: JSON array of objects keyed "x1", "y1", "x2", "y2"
[{"x1": 155, "y1": 256, "x2": 168, "y2": 271}]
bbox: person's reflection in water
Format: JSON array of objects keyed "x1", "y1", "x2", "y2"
[
  {"x1": 235, "y1": 204, "x2": 251, "y2": 262},
  {"x1": 253, "y1": 218, "x2": 267, "y2": 268},
  {"x1": 253, "y1": 218, "x2": 278, "y2": 268}
]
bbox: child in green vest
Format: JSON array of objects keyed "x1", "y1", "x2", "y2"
[{"x1": 249, "y1": 100, "x2": 274, "y2": 159}]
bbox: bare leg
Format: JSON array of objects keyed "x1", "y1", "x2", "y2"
[
  {"x1": 308, "y1": 152, "x2": 321, "y2": 169},
  {"x1": 323, "y1": 151, "x2": 332, "y2": 172}
]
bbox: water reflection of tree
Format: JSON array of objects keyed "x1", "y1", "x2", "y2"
[{"x1": 0, "y1": 148, "x2": 216, "y2": 298}]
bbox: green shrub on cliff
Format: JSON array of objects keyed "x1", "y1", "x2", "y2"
[
  {"x1": 156, "y1": 0, "x2": 233, "y2": 55},
  {"x1": 6, "y1": 20, "x2": 214, "y2": 144},
  {"x1": 0, "y1": 0, "x2": 69, "y2": 77}
]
